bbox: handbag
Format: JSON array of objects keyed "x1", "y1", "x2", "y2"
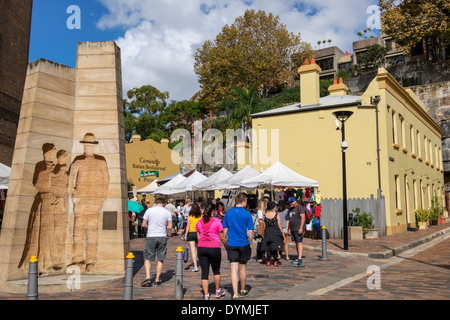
[{"x1": 183, "y1": 242, "x2": 189, "y2": 263}]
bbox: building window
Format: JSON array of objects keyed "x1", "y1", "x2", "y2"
[
  {"x1": 420, "y1": 180, "x2": 423, "y2": 209},
  {"x1": 410, "y1": 125, "x2": 415, "y2": 155},
  {"x1": 392, "y1": 110, "x2": 398, "y2": 146},
  {"x1": 413, "y1": 179, "x2": 417, "y2": 210},
  {"x1": 400, "y1": 116, "x2": 406, "y2": 149},
  {"x1": 424, "y1": 135, "x2": 428, "y2": 162},
  {"x1": 416, "y1": 130, "x2": 421, "y2": 158},
  {"x1": 395, "y1": 174, "x2": 401, "y2": 210},
  {"x1": 317, "y1": 57, "x2": 334, "y2": 71}
]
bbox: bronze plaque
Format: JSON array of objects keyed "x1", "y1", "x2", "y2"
[{"x1": 103, "y1": 211, "x2": 117, "y2": 230}]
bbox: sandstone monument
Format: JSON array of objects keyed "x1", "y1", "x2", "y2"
[{"x1": 0, "y1": 41, "x2": 129, "y2": 291}]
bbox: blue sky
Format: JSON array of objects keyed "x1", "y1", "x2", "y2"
[
  {"x1": 29, "y1": 0, "x2": 380, "y2": 101},
  {"x1": 29, "y1": 0, "x2": 124, "y2": 67}
]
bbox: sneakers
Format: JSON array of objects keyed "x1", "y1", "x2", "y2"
[
  {"x1": 291, "y1": 259, "x2": 299, "y2": 264},
  {"x1": 192, "y1": 267, "x2": 199, "y2": 272},
  {"x1": 232, "y1": 295, "x2": 240, "y2": 300},
  {"x1": 297, "y1": 259, "x2": 303, "y2": 266},
  {"x1": 274, "y1": 261, "x2": 279, "y2": 267},
  {"x1": 140, "y1": 278, "x2": 151, "y2": 287},
  {"x1": 239, "y1": 289, "x2": 249, "y2": 298},
  {"x1": 215, "y1": 287, "x2": 225, "y2": 299},
  {"x1": 204, "y1": 294, "x2": 210, "y2": 300}
]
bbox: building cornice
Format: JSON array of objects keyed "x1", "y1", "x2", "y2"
[{"x1": 377, "y1": 69, "x2": 442, "y2": 138}]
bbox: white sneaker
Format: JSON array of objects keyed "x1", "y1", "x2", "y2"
[{"x1": 192, "y1": 267, "x2": 198, "y2": 272}]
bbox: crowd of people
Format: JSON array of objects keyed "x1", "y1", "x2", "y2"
[{"x1": 133, "y1": 192, "x2": 321, "y2": 300}]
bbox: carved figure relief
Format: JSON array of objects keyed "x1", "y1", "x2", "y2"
[
  {"x1": 19, "y1": 144, "x2": 69, "y2": 273},
  {"x1": 69, "y1": 133, "x2": 110, "y2": 272},
  {"x1": 18, "y1": 133, "x2": 110, "y2": 274}
]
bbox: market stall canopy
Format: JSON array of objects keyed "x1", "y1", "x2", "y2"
[
  {"x1": 152, "y1": 173, "x2": 187, "y2": 195},
  {"x1": 220, "y1": 165, "x2": 260, "y2": 189},
  {"x1": 157, "y1": 169, "x2": 194, "y2": 185},
  {"x1": 241, "y1": 161, "x2": 319, "y2": 188},
  {"x1": 136, "y1": 179, "x2": 159, "y2": 194},
  {"x1": 166, "y1": 170, "x2": 207, "y2": 194},
  {"x1": 0, "y1": 163, "x2": 11, "y2": 189},
  {"x1": 193, "y1": 168, "x2": 233, "y2": 191}
]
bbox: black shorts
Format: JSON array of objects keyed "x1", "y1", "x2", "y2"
[
  {"x1": 226, "y1": 245, "x2": 251, "y2": 264},
  {"x1": 186, "y1": 231, "x2": 198, "y2": 242},
  {"x1": 291, "y1": 231, "x2": 304, "y2": 243}
]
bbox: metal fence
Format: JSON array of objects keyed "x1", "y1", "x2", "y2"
[{"x1": 321, "y1": 190, "x2": 386, "y2": 239}]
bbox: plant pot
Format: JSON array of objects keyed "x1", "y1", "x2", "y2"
[
  {"x1": 438, "y1": 217, "x2": 447, "y2": 225},
  {"x1": 365, "y1": 228, "x2": 379, "y2": 239},
  {"x1": 418, "y1": 222, "x2": 428, "y2": 230},
  {"x1": 430, "y1": 220, "x2": 438, "y2": 226}
]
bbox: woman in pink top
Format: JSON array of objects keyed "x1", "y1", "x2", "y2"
[{"x1": 196, "y1": 203, "x2": 227, "y2": 300}]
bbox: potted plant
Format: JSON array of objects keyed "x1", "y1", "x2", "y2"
[
  {"x1": 416, "y1": 209, "x2": 429, "y2": 229},
  {"x1": 431, "y1": 196, "x2": 447, "y2": 225},
  {"x1": 353, "y1": 208, "x2": 378, "y2": 239}
]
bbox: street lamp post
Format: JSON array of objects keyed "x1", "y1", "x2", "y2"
[{"x1": 333, "y1": 111, "x2": 353, "y2": 251}]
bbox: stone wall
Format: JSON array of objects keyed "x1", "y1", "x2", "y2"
[{"x1": 0, "y1": 0, "x2": 33, "y2": 167}]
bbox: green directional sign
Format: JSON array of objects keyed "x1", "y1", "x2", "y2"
[{"x1": 140, "y1": 170, "x2": 159, "y2": 178}]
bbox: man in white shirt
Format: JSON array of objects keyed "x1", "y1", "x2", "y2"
[{"x1": 141, "y1": 198, "x2": 173, "y2": 287}]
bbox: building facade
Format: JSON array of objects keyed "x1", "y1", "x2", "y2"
[
  {"x1": 248, "y1": 59, "x2": 445, "y2": 236},
  {"x1": 0, "y1": 0, "x2": 33, "y2": 166}
]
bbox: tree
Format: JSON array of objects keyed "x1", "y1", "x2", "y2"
[
  {"x1": 353, "y1": 44, "x2": 388, "y2": 72},
  {"x1": 124, "y1": 85, "x2": 170, "y2": 142},
  {"x1": 379, "y1": 0, "x2": 450, "y2": 62},
  {"x1": 194, "y1": 9, "x2": 314, "y2": 107}
]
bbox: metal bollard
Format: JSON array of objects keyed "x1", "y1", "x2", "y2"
[
  {"x1": 27, "y1": 255, "x2": 38, "y2": 300},
  {"x1": 124, "y1": 252, "x2": 135, "y2": 300},
  {"x1": 320, "y1": 226, "x2": 329, "y2": 261},
  {"x1": 175, "y1": 246, "x2": 184, "y2": 300}
]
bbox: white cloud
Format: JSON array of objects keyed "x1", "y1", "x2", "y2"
[{"x1": 97, "y1": 0, "x2": 378, "y2": 101}]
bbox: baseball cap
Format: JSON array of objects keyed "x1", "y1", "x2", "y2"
[
  {"x1": 263, "y1": 193, "x2": 270, "y2": 198},
  {"x1": 287, "y1": 196, "x2": 297, "y2": 203}
]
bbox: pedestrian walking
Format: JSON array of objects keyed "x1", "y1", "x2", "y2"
[
  {"x1": 222, "y1": 193, "x2": 254, "y2": 300},
  {"x1": 255, "y1": 200, "x2": 266, "y2": 263},
  {"x1": 141, "y1": 198, "x2": 173, "y2": 287},
  {"x1": 184, "y1": 202, "x2": 202, "y2": 272},
  {"x1": 177, "y1": 201, "x2": 184, "y2": 235},
  {"x1": 196, "y1": 204, "x2": 227, "y2": 300},
  {"x1": 165, "y1": 199, "x2": 178, "y2": 237},
  {"x1": 286, "y1": 196, "x2": 306, "y2": 266},
  {"x1": 277, "y1": 200, "x2": 290, "y2": 260},
  {"x1": 181, "y1": 199, "x2": 192, "y2": 240},
  {"x1": 260, "y1": 201, "x2": 284, "y2": 267}
]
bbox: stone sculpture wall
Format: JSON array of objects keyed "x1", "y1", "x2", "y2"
[{"x1": 0, "y1": 42, "x2": 128, "y2": 283}]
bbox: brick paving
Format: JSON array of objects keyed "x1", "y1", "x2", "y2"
[{"x1": 0, "y1": 222, "x2": 448, "y2": 300}]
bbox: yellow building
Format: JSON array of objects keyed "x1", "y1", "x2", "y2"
[
  {"x1": 248, "y1": 58, "x2": 445, "y2": 235},
  {"x1": 125, "y1": 134, "x2": 180, "y2": 204}
]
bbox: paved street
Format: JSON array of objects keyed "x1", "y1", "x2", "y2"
[{"x1": 0, "y1": 224, "x2": 448, "y2": 301}]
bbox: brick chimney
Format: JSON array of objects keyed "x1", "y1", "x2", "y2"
[
  {"x1": 298, "y1": 57, "x2": 321, "y2": 106},
  {"x1": 328, "y1": 77, "x2": 348, "y2": 96}
]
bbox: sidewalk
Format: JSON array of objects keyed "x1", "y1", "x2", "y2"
[
  {"x1": 301, "y1": 222, "x2": 450, "y2": 259},
  {"x1": 0, "y1": 222, "x2": 448, "y2": 300}
]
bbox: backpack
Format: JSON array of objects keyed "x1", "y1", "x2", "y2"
[{"x1": 297, "y1": 204, "x2": 312, "y2": 224}]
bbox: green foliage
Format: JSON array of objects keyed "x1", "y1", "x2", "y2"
[
  {"x1": 353, "y1": 44, "x2": 387, "y2": 71},
  {"x1": 430, "y1": 196, "x2": 445, "y2": 220},
  {"x1": 194, "y1": 9, "x2": 314, "y2": 106},
  {"x1": 415, "y1": 209, "x2": 430, "y2": 223},
  {"x1": 352, "y1": 208, "x2": 375, "y2": 235}
]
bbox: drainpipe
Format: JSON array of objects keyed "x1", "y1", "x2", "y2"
[{"x1": 372, "y1": 96, "x2": 382, "y2": 192}]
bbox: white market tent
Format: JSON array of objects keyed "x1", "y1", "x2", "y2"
[
  {"x1": 219, "y1": 165, "x2": 260, "y2": 190},
  {"x1": 241, "y1": 161, "x2": 319, "y2": 188},
  {"x1": 136, "y1": 179, "x2": 159, "y2": 194},
  {"x1": 193, "y1": 168, "x2": 233, "y2": 191},
  {"x1": 152, "y1": 173, "x2": 187, "y2": 195},
  {"x1": 168, "y1": 170, "x2": 207, "y2": 194},
  {"x1": 0, "y1": 163, "x2": 11, "y2": 189}
]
